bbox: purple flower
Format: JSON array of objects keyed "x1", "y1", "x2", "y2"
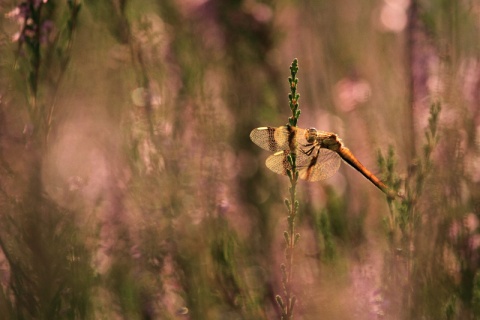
[{"x1": 6, "y1": 1, "x2": 50, "y2": 44}]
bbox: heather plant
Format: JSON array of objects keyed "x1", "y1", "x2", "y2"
[
  {"x1": 0, "y1": 1, "x2": 93, "y2": 319},
  {"x1": 1, "y1": 1, "x2": 480, "y2": 319},
  {"x1": 7, "y1": 0, "x2": 81, "y2": 145},
  {"x1": 378, "y1": 102, "x2": 442, "y2": 317},
  {"x1": 275, "y1": 58, "x2": 301, "y2": 320}
]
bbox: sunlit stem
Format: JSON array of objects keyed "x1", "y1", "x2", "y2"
[
  {"x1": 280, "y1": 58, "x2": 301, "y2": 319},
  {"x1": 283, "y1": 156, "x2": 298, "y2": 319}
]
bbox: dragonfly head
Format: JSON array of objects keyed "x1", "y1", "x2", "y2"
[{"x1": 305, "y1": 128, "x2": 317, "y2": 143}]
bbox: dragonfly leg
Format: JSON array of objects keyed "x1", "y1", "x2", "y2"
[{"x1": 301, "y1": 144, "x2": 315, "y2": 156}]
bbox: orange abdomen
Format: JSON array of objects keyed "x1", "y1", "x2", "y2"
[{"x1": 338, "y1": 147, "x2": 394, "y2": 197}]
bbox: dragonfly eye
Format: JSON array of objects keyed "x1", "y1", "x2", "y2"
[{"x1": 305, "y1": 128, "x2": 317, "y2": 143}]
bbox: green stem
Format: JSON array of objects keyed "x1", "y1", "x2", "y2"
[{"x1": 279, "y1": 58, "x2": 301, "y2": 320}]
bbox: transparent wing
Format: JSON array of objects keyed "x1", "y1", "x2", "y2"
[
  {"x1": 265, "y1": 150, "x2": 291, "y2": 175},
  {"x1": 250, "y1": 126, "x2": 306, "y2": 152},
  {"x1": 299, "y1": 148, "x2": 342, "y2": 181},
  {"x1": 264, "y1": 147, "x2": 337, "y2": 181}
]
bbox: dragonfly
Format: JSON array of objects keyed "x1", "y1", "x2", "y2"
[{"x1": 250, "y1": 126, "x2": 399, "y2": 199}]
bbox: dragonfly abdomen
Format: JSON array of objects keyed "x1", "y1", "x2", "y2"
[{"x1": 338, "y1": 147, "x2": 393, "y2": 196}]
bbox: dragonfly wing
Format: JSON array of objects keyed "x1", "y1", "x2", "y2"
[
  {"x1": 250, "y1": 127, "x2": 288, "y2": 152},
  {"x1": 250, "y1": 126, "x2": 306, "y2": 152},
  {"x1": 298, "y1": 148, "x2": 341, "y2": 181},
  {"x1": 264, "y1": 148, "x2": 328, "y2": 178},
  {"x1": 265, "y1": 150, "x2": 291, "y2": 175}
]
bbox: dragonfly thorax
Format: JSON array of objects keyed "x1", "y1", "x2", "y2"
[{"x1": 318, "y1": 132, "x2": 342, "y2": 151}]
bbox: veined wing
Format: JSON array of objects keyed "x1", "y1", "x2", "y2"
[
  {"x1": 264, "y1": 149, "x2": 310, "y2": 176},
  {"x1": 250, "y1": 126, "x2": 306, "y2": 152},
  {"x1": 300, "y1": 148, "x2": 342, "y2": 181},
  {"x1": 265, "y1": 147, "x2": 341, "y2": 181}
]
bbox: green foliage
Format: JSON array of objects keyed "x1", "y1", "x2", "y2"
[
  {"x1": 317, "y1": 211, "x2": 336, "y2": 260},
  {"x1": 0, "y1": 192, "x2": 94, "y2": 319},
  {"x1": 1, "y1": 1, "x2": 480, "y2": 319},
  {"x1": 277, "y1": 58, "x2": 302, "y2": 320},
  {"x1": 472, "y1": 272, "x2": 480, "y2": 317},
  {"x1": 287, "y1": 59, "x2": 300, "y2": 128}
]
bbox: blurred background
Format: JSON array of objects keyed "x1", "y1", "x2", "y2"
[{"x1": 0, "y1": 0, "x2": 479, "y2": 319}]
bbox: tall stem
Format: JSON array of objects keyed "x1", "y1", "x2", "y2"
[{"x1": 276, "y1": 58, "x2": 301, "y2": 320}]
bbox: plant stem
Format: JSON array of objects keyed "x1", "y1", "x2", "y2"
[{"x1": 277, "y1": 58, "x2": 301, "y2": 320}]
